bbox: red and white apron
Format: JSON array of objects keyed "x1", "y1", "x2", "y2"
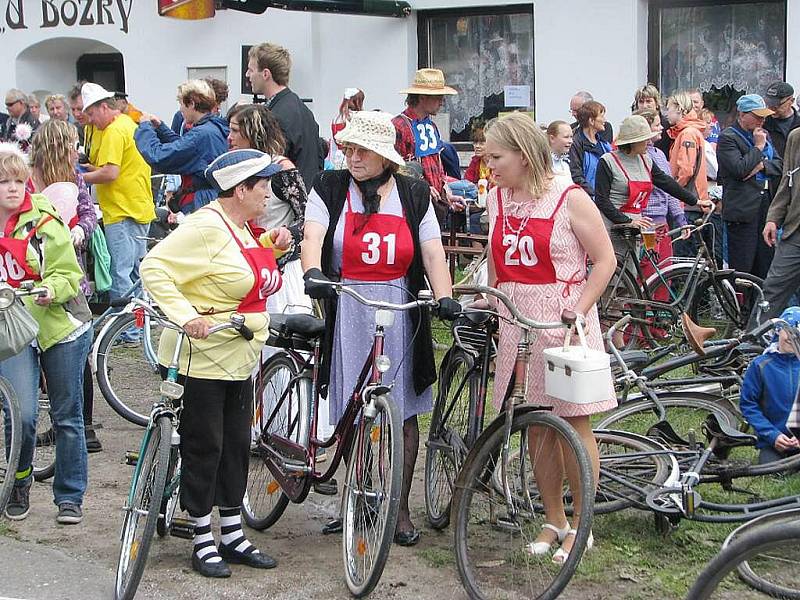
[
  {"x1": 492, "y1": 185, "x2": 583, "y2": 294},
  {"x1": 610, "y1": 153, "x2": 654, "y2": 215},
  {"x1": 0, "y1": 215, "x2": 53, "y2": 288},
  {"x1": 208, "y1": 208, "x2": 282, "y2": 313},
  {"x1": 341, "y1": 190, "x2": 414, "y2": 282}
]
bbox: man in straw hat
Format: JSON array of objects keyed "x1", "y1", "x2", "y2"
[{"x1": 392, "y1": 68, "x2": 463, "y2": 223}]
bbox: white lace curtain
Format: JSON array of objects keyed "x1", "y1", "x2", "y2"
[
  {"x1": 427, "y1": 12, "x2": 534, "y2": 135},
  {"x1": 659, "y1": 2, "x2": 785, "y2": 96}
]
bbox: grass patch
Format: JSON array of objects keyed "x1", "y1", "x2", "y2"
[{"x1": 417, "y1": 546, "x2": 456, "y2": 568}]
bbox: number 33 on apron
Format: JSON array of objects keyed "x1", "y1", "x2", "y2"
[
  {"x1": 341, "y1": 190, "x2": 414, "y2": 282},
  {"x1": 492, "y1": 185, "x2": 583, "y2": 289}
]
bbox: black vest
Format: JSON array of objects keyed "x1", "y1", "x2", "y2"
[{"x1": 311, "y1": 169, "x2": 437, "y2": 398}]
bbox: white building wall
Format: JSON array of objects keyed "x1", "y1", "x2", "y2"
[{"x1": 0, "y1": 0, "x2": 794, "y2": 143}]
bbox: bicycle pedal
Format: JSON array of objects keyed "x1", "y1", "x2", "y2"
[
  {"x1": 493, "y1": 515, "x2": 521, "y2": 534},
  {"x1": 169, "y1": 517, "x2": 195, "y2": 539},
  {"x1": 124, "y1": 451, "x2": 139, "y2": 466}
]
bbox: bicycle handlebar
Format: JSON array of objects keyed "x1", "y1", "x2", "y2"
[
  {"x1": 308, "y1": 279, "x2": 439, "y2": 311},
  {"x1": 453, "y1": 284, "x2": 568, "y2": 331},
  {"x1": 0, "y1": 282, "x2": 50, "y2": 311},
  {"x1": 129, "y1": 298, "x2": 254, "y2": 341}
]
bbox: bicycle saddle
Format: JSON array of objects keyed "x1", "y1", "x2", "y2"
[
  {"x1": 681, "y1": 313, "x2": 715, "y2": 356},
  {"x1": 610, "y1": 223, "x2": 641, "y2": 239},
  {"x1": 269, "y1": 313, "x2": 326, "y2": 339},
  {"x1": 703, "y1": 413, "x2": 757, "y2": 448}
]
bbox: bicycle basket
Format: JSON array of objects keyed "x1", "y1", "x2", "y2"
[{"x1": 452, "y1": 314, "x2": 496, "y2": 358}]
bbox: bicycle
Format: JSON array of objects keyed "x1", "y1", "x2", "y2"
[
  {"x1": 449, "y1": 284, "x2": 594, "y2": 600},
  {"x1": 92, "y1": 280, "x2": 165, "y2": 426},
  {"x1": 114, "y1": 302, "x2": 253, "y2": 600},
  {"x1": 249, "y1": 280, "x2": 436, "y2": 597},
  {"x1": 686, "y1": 518, "x2": 800, "y2": 599},
  {"x1": 0, "y1": 282, "x2": 49, "y2": 511},
  {"x1": 599, "y1": 211, "x2": 765, "y2": 350}
]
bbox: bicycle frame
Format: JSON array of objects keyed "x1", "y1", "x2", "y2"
[{"x1": 259, "y1": 308, "x2": 395, "y2": 504}]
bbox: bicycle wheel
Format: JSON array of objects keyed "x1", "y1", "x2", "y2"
[
  {"x1": 115, "y1": 415, "x2": 171, "y2": 600},
  {"x1": 594, "y1": 393, "x2": 740, "y2": 447},
  {"x1": 0, "y1": 377, "x2": 22, "y2": 513},
  {"x1": 736, "y1": 514, "x2": 800, "y2": 598},
  {"x1": 685, "y1": 521, "x2": 800, "y2": 599},
  {"x1": 425, "y1": 347, "x2": 478, "y2": 529},
  {"x1": 453, "y1": 410, "x2": 594, "y2": 600},
  {"x1": 244, "y1": 352, "x2": 310, "y2": 531},
  {"x1": 156, "y1": 451, "x2": 180, "y2": 538},
  {"x1": 96, "y1": 313, "x2": 165, "y2": 427},
  {"x1": 598, "y1": 266, "x2": 649, "y2": 350},
  {"x1": 689, "y1": 271, "x2": 763, "y2": 340},
  {"x1": 342, "y1": 393, "x2": 403, "y2": 598},
  {"x1": 33, "y1": 392, "x2": 55, "y2": 482}
]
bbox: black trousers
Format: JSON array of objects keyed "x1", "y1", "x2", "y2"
[
  {"x1": 724, "y1": 193, "x2": 774, "y2": 280},
  {"x1": 168, "y1": 372, "x2": 252, "y2": 517}
]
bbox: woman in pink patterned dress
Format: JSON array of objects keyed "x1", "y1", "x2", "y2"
[{"x1": 484, "y1": 113, "x2": 617, "y2": 562}]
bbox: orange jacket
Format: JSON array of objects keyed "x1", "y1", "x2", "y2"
[{"x1": 668, "y1": 111, "x2": 708, "y2": 202}]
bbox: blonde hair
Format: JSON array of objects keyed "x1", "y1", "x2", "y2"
[
  {"x1": 667, "y1": 91, "x2": 694, "y2": 116},
  {"x1": 45, "y1": 94, "x2": 66, "y2": 110},
  {"x1": 0, "y1": 143, "x2": 31, "y2": 181},
  {"x1": 248, "y1": 43, "x2": 292, "y2": 86},
  {"x1": 29, "y1": 120, "x2": 78, "y2": 187},
  {"x1": 634, "y1": 84, "x2": 662, "y2": 107},
  {"x1": 485, "y1": 112, "x2": 553, "y2": 197},
  {"x1": 177, "y1": 79, "x2": 216, "y2": 113}
]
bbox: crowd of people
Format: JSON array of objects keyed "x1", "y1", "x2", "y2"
[{"x1": 2, "y1": 40, "x2": 800, "y2": 581}]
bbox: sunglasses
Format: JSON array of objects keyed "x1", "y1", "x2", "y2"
[{"x1": 5, "y1": 100, "x2": 21, "y2": 108}]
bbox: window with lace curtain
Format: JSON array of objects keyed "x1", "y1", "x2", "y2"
[
  {"x1": 650, "y1": 0, "x2": 786, "y2": 97},
  {"x1": 418, "y1": 6, "x2": 535, "y2": 144}
]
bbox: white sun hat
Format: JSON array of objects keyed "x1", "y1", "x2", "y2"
[
  {"x1": 334, "y1": 111, "x2": 405, "y2": 167},
  {"x1": 81, "y1": 82, "x2": 115, "y2": 112}
]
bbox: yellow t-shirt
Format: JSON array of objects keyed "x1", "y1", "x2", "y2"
[
  {"x1": 93, "y1": 113, "x2": 155, "y2": 225},
  {"x1": 140, "y1": 201, "x2": 284, "y2": 380}
]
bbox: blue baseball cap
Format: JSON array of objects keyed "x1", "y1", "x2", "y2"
[
  {"x1": 778, "y1": 307, "x2": 800, "y2": 329},
  {"x1": 736, "y1": 94, "x2": 774, "y2": 117},
  {"x1": 204, "y1": 149, "x2": 282, "y2": 192}
]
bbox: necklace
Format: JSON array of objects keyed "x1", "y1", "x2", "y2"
[{"x1": 502, "y1": 188, "x2": 534, "y2": 237}]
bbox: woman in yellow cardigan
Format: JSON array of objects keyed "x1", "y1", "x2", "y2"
[{"x1": 141, "y1": 149, "x2": 290, "y2": 578}]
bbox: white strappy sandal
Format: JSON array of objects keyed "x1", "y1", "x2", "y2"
[
  {"x1": 526, "y1": 522, "x2": 571, "y2": 555},
  {"x1": 552, "y1": 529, "x2": 594, "y2": 564}
]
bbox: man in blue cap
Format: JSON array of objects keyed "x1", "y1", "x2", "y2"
[
  {"x1": 717, "y1": 94, "x2": 783, "y2": 279},
  {"x1": 740, "y1": 307, "x2": 800, "y2": 464}
]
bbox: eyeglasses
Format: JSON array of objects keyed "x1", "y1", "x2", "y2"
[{"x1": 343, "y1": 146, "x2": 370, "y2": 158}]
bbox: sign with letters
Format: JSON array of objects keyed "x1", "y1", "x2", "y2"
[{"x1": 1, "y1": 0, "x2": 134, "y2": 35}]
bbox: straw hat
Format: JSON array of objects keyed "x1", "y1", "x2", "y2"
[
  {"x1": 616, "y1": 115, "x2": 655, "y2": 145},
  {"x1": 399, "y1": 68, "x2": 457, "y2": 96},
  {"x1": 334, "y1": 111, "x2": 405, "y2": 167}
]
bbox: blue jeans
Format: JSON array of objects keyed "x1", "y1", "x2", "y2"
[
  {"x1": 1, "y1": 328, "x2": 92, "y2": 505},
  {"x1": 1, "y1": 344, "x2": 40, "y2": 486},
  {"x1": 104, "y1": 218, "x2": 149, "y2": 301}
]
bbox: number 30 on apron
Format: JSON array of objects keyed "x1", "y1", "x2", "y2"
[{"x1": 341, "y1": 190, "x2": 414, "y2": 282}]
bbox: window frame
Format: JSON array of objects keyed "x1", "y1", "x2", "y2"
[
  {"x1": 417, "y1": 3, "x2": 536, "y2": 147},
  {"x1": 647, "y1": 0, "x2": 788, "y2": 90}
]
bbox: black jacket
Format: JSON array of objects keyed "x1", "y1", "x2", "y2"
[
  {"x1": 764, "y1": 109, "x2": 800, "y2": 159},
  {"x1": 655, "y1": 113, "x2": 673, "y2": 157},
  {"x1": 268, "y1": 88, "x2": 323, "y2": 190},
  {"x1": 569, "y1": 128, "x2": 612, "y2": 198},
  {"x1": 717, "y1": 125, "x2": 783, "y2": 223},
  {"x1": 0, "y1": 109, "x2": 39, "y2": 142},
  {"x1": 312, "y1": 170, "x2": 437, "y2": 397}
]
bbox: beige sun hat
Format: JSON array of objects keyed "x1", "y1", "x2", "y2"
[
  {"x1": 616, "y1": 115, "x2": 655, "y2": 145},
  {"x1": 399, "y1": 68, "x2": 458, "y2": 96},
  {"x1": 334, "y1": 111, "x2": 406, "y2": 167}
]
